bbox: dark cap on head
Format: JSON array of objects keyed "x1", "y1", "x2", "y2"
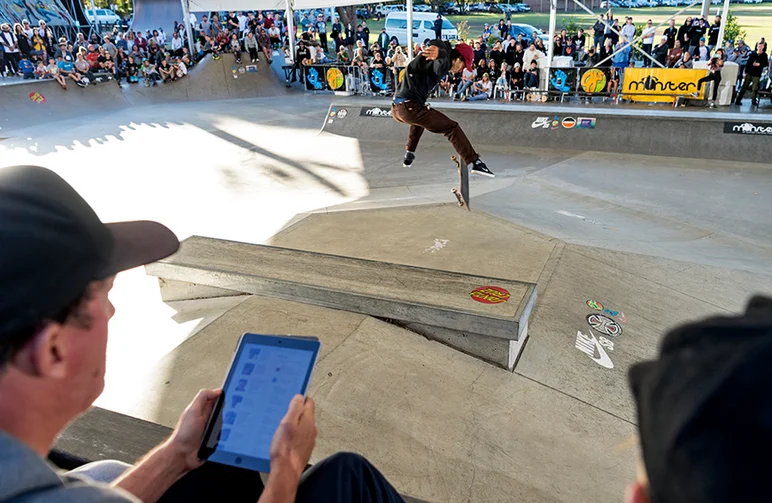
[
  {"x1": 0, "y1": 166, "x2": 179, "y2": 334},
  {"x1": 629, "y1": 296, "x2": 772, "y2": 503}
]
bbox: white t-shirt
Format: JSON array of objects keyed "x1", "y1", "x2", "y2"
[
  {"x1": 461, "y1": 68, "x2": 475, "y2": 81},
  {"x1": 479, "y1": 80, "x2": 492, "y2": 97},
  {"x1": 0, "y1": 31, "x2": 19, "y2": 53},
  {"x1": 642, "y1": 26, "x2": 656, "y2": 44},
  {"x1": 238, "y1": 14, "x2": 248, "y2": 32},
  {"x1": 171, "y1": 36, "x2": 183, "y2": 50},
  {"x1": 157, "y1": 31, "x2": 167, "y2": 44},
  {"x1": 621, "y1": 23, "x2": 636, "y2": 42},
  {"x1": 176, "y1": 61, "x2": 187, "y2": 77}
]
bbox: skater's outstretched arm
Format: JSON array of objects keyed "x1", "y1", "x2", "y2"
[{"x1": 413, "y1": 41, "x2": 449, "y2": 78}]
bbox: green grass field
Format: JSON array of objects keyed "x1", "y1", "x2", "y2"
[{"x1": 444, "y1": 4, "x2": 772, "y2": 43}]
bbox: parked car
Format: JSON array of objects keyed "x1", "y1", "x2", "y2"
[
  {"x1": 414, "y1": 4, "x2": 433, "y2": 11},
  {"x1": 86, "y1": 8, "x2": 122, "y2": 25},
  {"x1": 509, "y1": 23, "x2": 549, "y2": 44},
  {"x1": 384, "y1": 11, "x2": 458, "y2": 45},
  {"x1": 515, "y1": 3, "x2": 532, "y2": 11}
]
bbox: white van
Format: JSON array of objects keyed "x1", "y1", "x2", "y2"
[
  {"x1": 384, "y1": 12, "x2": 458, "y2": 46},
  {"x1": 86, "y1": 9, "x2": 122, "y2": 25}
]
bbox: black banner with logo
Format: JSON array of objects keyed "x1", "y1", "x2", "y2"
[
  {"x1": 548, "y1": 68, "x2": 578, "y2": 93},
  {"x1": 723, "y1": 121, "x2": 772, "y2": 136},
  {"x1": 359, "y1": 106, "x2": 392, "y2": 117}
]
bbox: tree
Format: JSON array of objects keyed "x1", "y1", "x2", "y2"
[
  {"x1": 336, "y1": 6, "x2": 357, "y2": 29},
  {"x1": 723, "y1": 10, "x2": 746, "y2": 44}
]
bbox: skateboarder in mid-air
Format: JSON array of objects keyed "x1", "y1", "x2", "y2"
[{"x1": 391, "y1": 41, "x2": 494, "y2": 177}]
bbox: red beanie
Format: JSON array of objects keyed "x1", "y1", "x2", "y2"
[{"x1": 454, "y1": 42, "x2": 474, "y2": 72}]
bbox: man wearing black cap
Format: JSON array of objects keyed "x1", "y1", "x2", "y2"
[
  {"x1": 626, "y1": 295, "x2": 772, "y2": 503},
  {"x1": 391, "y1": 41, "x2": 494, "y2": 179},
  {"x1": 0, "y1": 166, "x2": 404, "y2": 503}
]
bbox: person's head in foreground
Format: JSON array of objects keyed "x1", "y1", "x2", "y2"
[
  {"x1": 0, "y1": 165, "x2": 178, "y2": 451},
  {"x1": 626, "y1": 295, "x2": 772, "y2": 503},
  {"x1": 448, "y1": 42, "x2": 474, "y2": 73}
]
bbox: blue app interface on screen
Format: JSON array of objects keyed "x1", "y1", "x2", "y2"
[{"x1": 218, "y1": 343, "x2": 314, "y2": 460}]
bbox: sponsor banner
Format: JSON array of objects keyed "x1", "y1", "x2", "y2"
[
  {"x1": 723, "y1": 121, "x2": 772, "y2": 136},
  {"x1": 549, "y1": 68, "x2": 578, "y2": 93},
  {"x1": 532, "y1": 116, "x2": 596, "y2": 130},
  {"x1": 622, "y1": 67, "x2": 707, "y2": 103},
  {"x1": 0, "y1": 0, "x2": 75, "y2": 27},
  {"x1": 304, "y1": 65, "x2": 328, "y2": 91},
  {"x1": 369, "y1": 67, "x2": 393, "y2": 93},
  {"x1": 360, "y1": 106, "x2": 392, "y2": 117},
  {"x1": 579, "y1": 68, "x2": 607, "y2": 94}
]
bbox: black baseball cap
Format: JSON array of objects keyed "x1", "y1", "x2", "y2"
[
  {"x1": 0, "y1": 166, "x2": 179, "y2": 334},
  {"x1": 629, "y1": 295, "x2": 772, "y2": 503}
]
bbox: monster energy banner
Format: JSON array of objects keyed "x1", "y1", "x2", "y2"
[{"x1": 549, "y1": 68, "x2": 578, "y2": 93}]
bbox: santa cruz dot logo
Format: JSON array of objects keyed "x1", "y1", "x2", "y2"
[{"x1": 470, "y1": 286, "x2": 511, "y2": 304}]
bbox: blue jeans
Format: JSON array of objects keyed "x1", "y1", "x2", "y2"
[
  {"x1": 468, "y1": 92, "x2": 489, "y2": 100},
  {"x1": 455, "y1": 80, "x2": 473, "y2": 97}
]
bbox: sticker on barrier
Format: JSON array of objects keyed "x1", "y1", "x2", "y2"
[
  {"x1": 29, "y1": 92, "x2": 46, "y2": 104},
  {"x1": 336, "y1": 108, "x2": 348, "y2": 119},
  {"x1": 470, "y1": 286, "x2": 511, "y2": 304},
  {"x1": 326, "y1": 67, "x2": 345, "y2": 90},
  {"x1": 586, "y1": 313, "x2": 623, "y2": 337},
  {"x1": 579, "y1": 68, "x2": 607, "y2": 93}
]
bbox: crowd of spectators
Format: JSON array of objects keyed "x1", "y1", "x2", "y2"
[{"x1": 0, "y1": 19, "x2": 200, "y2": 88}]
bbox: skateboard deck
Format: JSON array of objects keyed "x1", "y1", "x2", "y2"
[{"x1": 450, "y1": 155, "x2": 470, "y2": 212}]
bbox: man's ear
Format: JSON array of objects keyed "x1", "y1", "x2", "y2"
[
  {"x1": 29, "y1": 323, "x2": 68, "y2": 379},
  {"x1": 624, "y1": 482, "x2": 649, "y2": 503}
]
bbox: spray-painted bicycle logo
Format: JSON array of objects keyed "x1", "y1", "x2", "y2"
[{"x1": 586, "y1": 313, "x2": 623, "y2": 337}]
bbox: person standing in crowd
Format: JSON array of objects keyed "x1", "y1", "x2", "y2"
[
  {"x1": 498, "y1": 19, "x2": 507, "y2": 40},
  {"x1": 664, "y1": 19, "x2": 677, "y2": 49},
  {"x1": 13, "y1": 24, "x2": 31, "y2": 60},
  {"x1": 434, "y1": 15, "x2": 443, "y2": 40},
  {"x1": 735, "y1": 44, "x2": 768, "y2": 106},
  {"x1": 171, "y1": 31, "x2": 183, "y2": 57},
  {"x1": 392, "y1": 41, "x2": 494, "y2": 177},
  {"x1": 315, "y1": 15, "x2": 327, "y2": 51},
  {"x1": 378, "y1": 27, "x2": 389, "y2": 55},
  {"x1": 641, "y1": 20, "x2": 656, "y2": 67},
  {"x1": 344, "y1": 22, "x2": 355, "y2": 59},
  {"x1": 593, "y1": 15, "x2": 606, "y2": 50},
  {"x1": 696, "y1": 55, "x2": 723, "y2": 106},
  {"x1": 0, "y1": 23, "x2": 21, "y2": 75},
  {"x1": 677, "y1": 17, "x2": 692, "y2": 53},
  {"x1": 621, "y1": 17, "x2": 636, "y2": 65},
  {"x1": 707, "y1": 15, "x2": 721, "y2": 54},
  {"x1": 688, "y1": 16, "x2": 706, "y2": 55},
  {"x1": 734, "y1": 39, "x2": 751, "y2": 85}
]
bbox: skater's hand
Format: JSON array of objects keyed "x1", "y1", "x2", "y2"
[{"x1": 423, "y1": 45, "x2": 440, "y2": 60}]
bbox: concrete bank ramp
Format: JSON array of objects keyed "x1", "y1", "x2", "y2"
[{"x1": 0, "y1": 55, "x2": 290, "y2": 131}]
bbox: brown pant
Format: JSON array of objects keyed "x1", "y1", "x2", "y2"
[{"x1": 391, "y1": 102, "x2": 479, "y2": 166}]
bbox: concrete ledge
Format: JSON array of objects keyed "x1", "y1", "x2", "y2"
[
  {"x1": 158, "y1": 278, "x2": 246, "y2": 302},
  {"x1": 146, "y1": 236, "x2": 537, "y2": 369}
]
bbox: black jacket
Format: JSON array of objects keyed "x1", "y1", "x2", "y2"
[
  {"x1": 434, "y1": 19, "x2": 443, "y2": 34},
  {"x1": 395, "y1": 40, "x2": 450, "y2": 104},
  {"x1": 745, "y1": 51, "x2": 769, "y2": 77},
  {"x1": 652, "y1": 42, "x2": 669, "y2": 66}
]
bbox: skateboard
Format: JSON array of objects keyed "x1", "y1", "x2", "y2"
[
  {"x1": 527, "y1": 92, "x2": 547, "y2": 102},
  {"x1": 450, "y1": 155, "x2": 470, "y2": 212}
]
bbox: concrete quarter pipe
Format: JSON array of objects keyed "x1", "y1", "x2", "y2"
[{"x1": 0, "y1": 55, "x2": 292, "y2": 132}]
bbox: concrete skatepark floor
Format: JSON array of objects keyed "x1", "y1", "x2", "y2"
[{"x1": 1, "y1": 89, "x2": 770, "y2": 502}]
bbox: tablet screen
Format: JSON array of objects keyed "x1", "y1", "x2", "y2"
[{"x1": 200, "y1": 335, "x2": 319, "y2": 472}]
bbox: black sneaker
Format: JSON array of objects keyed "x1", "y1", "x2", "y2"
[
  {"x1": 471, "y1": 159, "x2": 495, "y2": 178},
  {"x1": 403, "y1": 151, "x2": 415, "y2": 168}
]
